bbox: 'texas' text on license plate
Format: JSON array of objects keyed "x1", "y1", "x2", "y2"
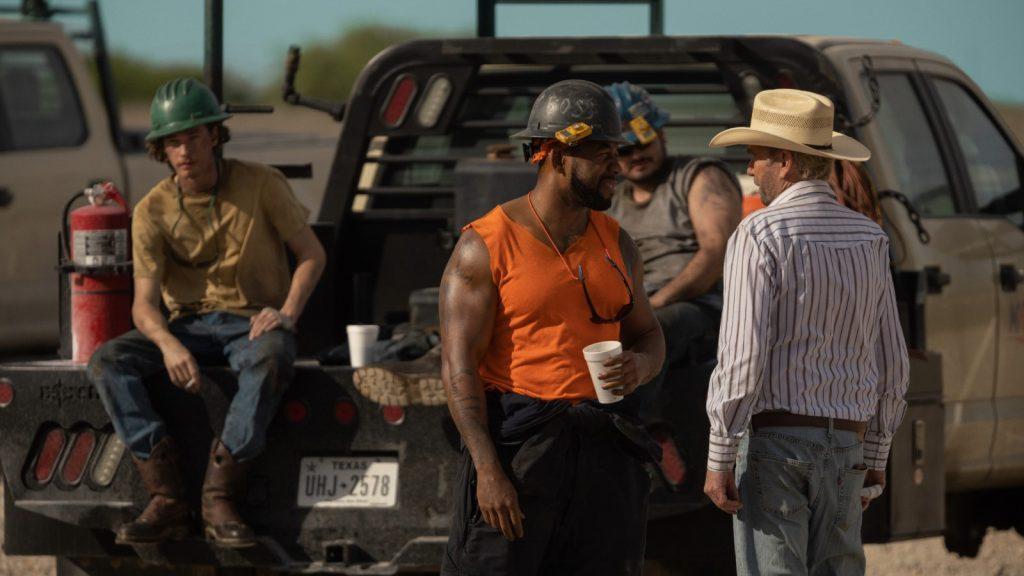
[{"x1": 297, "y1": 456, "x2": 399, "y2": 508}]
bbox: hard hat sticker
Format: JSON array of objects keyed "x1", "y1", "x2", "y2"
[
  {"x1": 555, "y1": 122, "x2": 593, "y2": 145},
  {"x1": 628, "y1": 101, "x2": 651, "y2": 120},
  {"x1": 629, "y1": 116, "x2": 657, "y2": 145}
]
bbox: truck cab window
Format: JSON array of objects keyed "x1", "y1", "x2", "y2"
[
  {"x1": 872, "y1": 74, "x2": 955, "y2": 216},
  {"x1": 932, "y1": 79, "x2": 1023, "y2": 226},
  {"x1": 0, "y1": 48, "x2": 86, "y2": 151}
]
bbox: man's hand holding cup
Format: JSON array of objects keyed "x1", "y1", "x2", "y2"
[{"x1": 583, "y1": 341, "x2": 650, "y2": 403}]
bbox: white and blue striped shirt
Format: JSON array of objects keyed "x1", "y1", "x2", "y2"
[{"x1": 706, "y1": 180, "x2": 909, "y2": 472}]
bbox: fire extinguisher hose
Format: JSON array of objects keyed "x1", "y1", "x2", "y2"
[{"x1": 60, "y1": 189, "x2": 86, "y2": 266}]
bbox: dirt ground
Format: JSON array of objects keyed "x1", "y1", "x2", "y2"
[
  {"x1": 1, "y1": 481, "x2": 1021, "y2": 576},
  {"x1": 865, "y1": 529, "x2": 1024, "y2": 575},
  {"x1": 0, "y1": 488, "x2": 53, "y2": 576}
]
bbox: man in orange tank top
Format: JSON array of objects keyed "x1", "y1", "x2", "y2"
[{"x1": 439, "y1": 80, "x2": 666, "y2": 576}]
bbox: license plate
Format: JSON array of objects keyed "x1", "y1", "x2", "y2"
[{"x1": 297, "y1": 456, "x2": 399, "y2": 508}]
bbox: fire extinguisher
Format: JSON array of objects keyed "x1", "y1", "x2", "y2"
[{"x1": 61, "y1": 182, "x2": 132, "y2": 363}]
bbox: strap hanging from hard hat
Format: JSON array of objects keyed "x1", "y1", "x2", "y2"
[{"x1": 168, "y1": 160, "x2": 223, "y2": 269}]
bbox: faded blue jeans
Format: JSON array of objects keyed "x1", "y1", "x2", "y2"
[
  {"x1": 88, "y1": 312, "x2": 295, "y2": 462},
  {"x1": 733, "y1": 425, "x2": 868, "y2": 576}
]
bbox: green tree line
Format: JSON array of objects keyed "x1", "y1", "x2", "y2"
[{"x1": 101, "y1": 24, "x2": 435, "y2": 105}]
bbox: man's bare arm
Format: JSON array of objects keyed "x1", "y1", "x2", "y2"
[
  {"x1": 283, "y1": 226, "x2": 327, "y2": 319},
  {"x1": 441, "y1": 229, "x2": 499, "y2": 471},
  {"x1": 440, "y1": 229, "x2": 524, "y2": 540},
  {"x1": 250, "y1": 226, "x2": 327, "y2": 340},
  {"x1": 132, "y1": 277, "x2": 174, "y2": 349},
  {"x1": 132, "y1": 277, "x2": 200, "y2": 391},
  {"x1": 600, "y1": 229, "x2": 665, "y2": 394},
  {"x1": 650, "y1": 166, "x2": 741, "y2": 307}
]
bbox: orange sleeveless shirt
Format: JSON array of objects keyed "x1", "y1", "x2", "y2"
[{"x1": 467, "y1": 205, "x2": 632, "y2": 401}]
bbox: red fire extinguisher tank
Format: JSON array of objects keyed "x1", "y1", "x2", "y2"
[{"x1": 68, "y1": 183, "x2": 132, "y2": 363}]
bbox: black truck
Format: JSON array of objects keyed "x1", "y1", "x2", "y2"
[{"x1": 5, "y1": 4, "x2": 1024, "y2": 574}]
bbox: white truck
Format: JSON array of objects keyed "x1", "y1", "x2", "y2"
[{"x1": 0, "y1": 16, "x2": 128, "y2": 352}]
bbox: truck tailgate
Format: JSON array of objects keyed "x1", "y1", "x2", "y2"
[{"x1": 0, "y1": 359, "x2": 458, "y2": 572}]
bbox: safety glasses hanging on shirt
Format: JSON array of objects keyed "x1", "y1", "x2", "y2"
[
  {"x1": 526, "y1": 192, "x2": 634, "y2": 324},
  {"x1": 168, "y1": 168, "x2": 221, "y2": 269},
  {"x1": 578, "y1": 253, "x2": 635, "y2": 324}
]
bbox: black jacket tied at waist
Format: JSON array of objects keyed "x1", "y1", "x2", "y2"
[{"x1": 486, "y1": 391, "x2": 661, "y2": 466}]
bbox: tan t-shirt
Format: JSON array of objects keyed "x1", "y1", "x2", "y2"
[{"x1": 132, "y1": 158, "x2": 310, "y2": 320}]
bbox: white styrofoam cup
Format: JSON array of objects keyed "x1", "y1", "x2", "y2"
[
  {"x1": 583, "y1": 340, "x2": 624, "y2": 404},
  {"x1": 347, "y1": 324, "x2": 380, "y2": 368}
]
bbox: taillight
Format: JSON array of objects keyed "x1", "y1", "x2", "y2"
[
  {"x1": 415, "y1": 74, "x2": 452, "y2": 128},
  {"x1": 334, "y1": 400, "x2": 357, "y2": 426},
  {"x1": 0, "y1": 377, "x2": 13, "y2": 408},
  {"x1": 381, "y1": 74, "x2": 418, "y2": 128},
  {"x1": 284, "y1": 400, "x2": 308, "y2": 424},
  {"x1": 381, "y1": 405, "x2": 406, "y2": 426},
  {"x1": 90, "y1": 433, "x2": 126, "y2": 488},
  {"x1": 34, "y1": 428, "x2": 67, "y2": 485},
  {"x1": 60, "y1": 428, "x2": 97, "y2": 486}
]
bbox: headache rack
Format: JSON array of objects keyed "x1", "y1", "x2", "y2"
[{"x1": 317, "y1": 36, "x2": 849, "y2": 325}]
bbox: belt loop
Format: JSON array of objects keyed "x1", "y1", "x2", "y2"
[{"x1": 827, "y1": 417, "x2": 834, "y2": 439}]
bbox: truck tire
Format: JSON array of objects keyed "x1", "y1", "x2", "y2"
[
  {"x1": 943, "y1": 493, "x2": 986, "y2": 558},
  {"x1": 644, "y1": 504, "x2": 736, "y2": 575},
  {"x1": 943, "y1": 527, "x2": 984, "y2": 558}
]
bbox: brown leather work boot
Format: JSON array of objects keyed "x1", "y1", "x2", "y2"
[
  {"x1": 201, "y1": 440, "x2": 256, "y2": 548},
  {"x1": 352, "y1": 345, "x2": 446, "y2": 406},
  {"x1": 115, "y1": 437, "x2": 191, "y2": 545}
]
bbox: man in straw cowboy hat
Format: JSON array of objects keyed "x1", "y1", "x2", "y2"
[{"x1": 702, "y1": 89, "x2": 909, "y2": 575}]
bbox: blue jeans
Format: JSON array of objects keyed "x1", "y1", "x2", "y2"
[
  {"x1": 87, "y1": 312, "x2": 296, "y2": 462},
  {"x1": 733, "y1": 425, "x2": 867, "y2": 576}
]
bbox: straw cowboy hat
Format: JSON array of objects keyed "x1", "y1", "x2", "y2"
[{"x1": 709, "y1": 89, "x2": 870, "y2": 162}]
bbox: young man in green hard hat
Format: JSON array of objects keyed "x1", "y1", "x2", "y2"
[{"x1": 88, "y1": 78, "x2": 325, "y2": 547}]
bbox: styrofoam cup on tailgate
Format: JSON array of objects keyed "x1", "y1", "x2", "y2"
[
  {"x1": 347, "y1": 325, "x2": 380, "y2": 368},
  {"x1": 583, "y1": 340, "x2": 624, "y2": 404}
]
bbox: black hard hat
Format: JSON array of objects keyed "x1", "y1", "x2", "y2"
[{"x1": 512, "y1": 79, "x2": 628, "y2": 144}]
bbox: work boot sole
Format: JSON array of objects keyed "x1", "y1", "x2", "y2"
[
  {"x1": 352, "y1": 366, "x2": 446, "y2": 406},
  {"x1": 204, "y1": 525, "x2": 258, "y2": 548},
  {"x1": 115, "y1": 521, "x2": 190, "y2": 545}
]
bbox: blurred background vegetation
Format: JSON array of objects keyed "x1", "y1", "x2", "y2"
[
  {"x1": 93, "y1": 22, "x2": 1023, "y2": 141},
  {"x1": 98, "y1": 24, "x2": 428, "y2": 105}
]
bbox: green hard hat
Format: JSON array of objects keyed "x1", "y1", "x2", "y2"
[{"x1": 145, "y1": 78, "x2": 232, "y2": 141}]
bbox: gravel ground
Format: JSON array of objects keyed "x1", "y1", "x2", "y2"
[
  {"x1": 2, "y1": 479, "x2": 1021, "y2": 576},
  {"x1": 0, "y1": 489, "x2": 53, "y2": 576},
  {"x1": 866, "y1": 529, "x2": 1024, "y2": 575}
]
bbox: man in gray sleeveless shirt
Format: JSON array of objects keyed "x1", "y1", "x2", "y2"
[{"x1": 605, "y1": 82, "x2": 742, "y2": 409}]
